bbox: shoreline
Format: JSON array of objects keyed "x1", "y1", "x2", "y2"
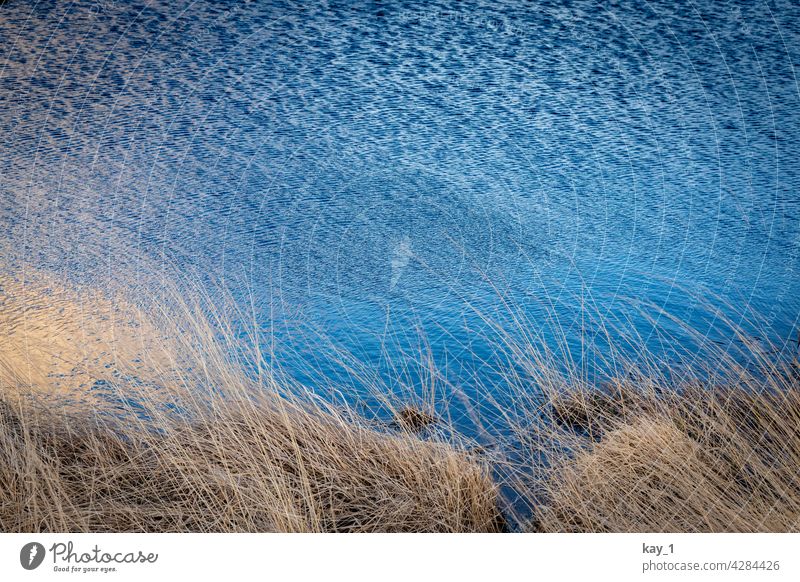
[{"x1": 1, "y1": 274, "x2": 798, "y2": 532}]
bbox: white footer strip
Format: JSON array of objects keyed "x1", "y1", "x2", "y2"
[{"x1": 2, "y1": 533, "x2": 798, "y2": 581}]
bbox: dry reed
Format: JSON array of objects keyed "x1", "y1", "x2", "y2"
[{"x1": 2, "y1": 271, "x2": 799, "y2": 532}]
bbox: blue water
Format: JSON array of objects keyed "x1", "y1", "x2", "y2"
[{"x1": 2, "y1": 0, "x2": 799, "y2": 416}]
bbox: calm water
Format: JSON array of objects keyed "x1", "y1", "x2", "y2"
[{"x1": 2, "y1": 0, "x2": 799, "y2": 410}]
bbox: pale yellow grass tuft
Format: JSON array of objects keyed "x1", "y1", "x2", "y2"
[
  {"x1": 530, "y1": 379, "x2": 800, "y2": 532},
  {"x1": 0, "y1": 271, "x2": 500, "y2": 532}
]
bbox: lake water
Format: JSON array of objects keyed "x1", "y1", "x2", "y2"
[{"x1": 2, "y1": 0, "x2": 799, "y2": 416}]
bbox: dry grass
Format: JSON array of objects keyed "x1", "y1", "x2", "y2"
[
  {"x1": 0, "y1": 272, "x2": 500, "y2": 532},
  {"x1": 524, "y1": 371, "x2": 800, "y2": 532},
  {"x1": 2, "y1": 270, "x2": 799, "y2": 532},
  {"x1": 0, "y1": 395, "x2": 500, "y2": 532}
]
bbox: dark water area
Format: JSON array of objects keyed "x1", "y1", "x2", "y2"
[{"x1": 2, "y1": 0, "x2": 799, "y2": 420}]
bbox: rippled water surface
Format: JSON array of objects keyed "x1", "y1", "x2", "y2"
[{"x1": 2, "y1": 0, "x2": 799, "y2": 403}]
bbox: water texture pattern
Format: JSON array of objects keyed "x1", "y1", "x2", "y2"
[{"x1": 1, "y1": 0, "x2": 799, "y2": 391}]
